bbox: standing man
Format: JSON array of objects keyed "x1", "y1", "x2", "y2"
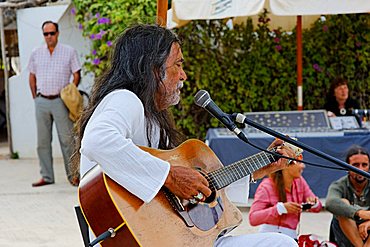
[
  {"x1": 28, "y1": 20, "x2": 81, "y2": 187},
  {"x1": 326, "y1": 145, "x2": 370, "y2": 247}
]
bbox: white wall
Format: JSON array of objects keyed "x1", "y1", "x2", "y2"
[{"x1": 10, "y1": 4, "x2": 93, "y2": 158}]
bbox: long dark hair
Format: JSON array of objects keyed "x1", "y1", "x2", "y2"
[
  {"x1": 327, "y1": 77, "x2": 348, "y2": 99},
  {"x1": 270, "y1": 171, "x2": 287, "y2": 202},
  {"x1": 70, "y1": 24, "x2": 185, "y2": 179}
]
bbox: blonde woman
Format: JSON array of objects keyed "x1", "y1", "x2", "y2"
[{"x1": 249, "y1": 155, "x2": 322, "y2": 239}]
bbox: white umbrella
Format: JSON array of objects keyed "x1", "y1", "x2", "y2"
[
  {"x1": 157, "y1": 0, "x2": 370, "y2": 109},
  {"x1": 172, "y1": 0, "x2": 369, "y2": 19}
]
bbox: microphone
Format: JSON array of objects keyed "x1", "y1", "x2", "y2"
[{"x1": 194, "y1": 90, "x2": 241, "y2": 135}]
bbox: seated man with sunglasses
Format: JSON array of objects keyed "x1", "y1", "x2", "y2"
[
  {"x1": 28, "y1": 20, "x2": 81, "y2": 187},
  {"x1": 326, "y1": 145, "x2": 370, "y2": 247}
]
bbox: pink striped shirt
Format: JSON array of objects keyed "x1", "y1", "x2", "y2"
[
  {"x1": 28, "y1": 43, "x2": 81, "y2": 95},
  {"x1": 249, "y1": 177, "x2": 322, "y2": 231}
]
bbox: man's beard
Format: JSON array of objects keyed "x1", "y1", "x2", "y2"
[
  {"x1": 354, "y1": 175, "x2": 366, "y2": 184},
  {"x1": 165, "y1": 81, "x2": 183, "y2": 107},
  {"x1": 350, "y1": 174, "x2": 367, "y2": 184}
]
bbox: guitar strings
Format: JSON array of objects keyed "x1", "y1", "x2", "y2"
[{"x1": 207, "y1": 151, "x2": 275, "y2": 189}]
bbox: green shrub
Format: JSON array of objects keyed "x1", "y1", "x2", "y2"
[
  {"x1": 175, "y1": 12, "x2": 369, "y2": 139},
  {"x1": 302, "y1": 14, "x2": 370, "y2": 109},
  {"x1": 72, "y1": 2, "x2": 370, "y2": 140},
  {"x1": 72, "y1": 0, "x2": 157, "y2": 76}
]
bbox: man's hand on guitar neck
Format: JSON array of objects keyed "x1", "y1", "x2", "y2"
[
  {"x1": 164, "y1": 166, "x2": 212, "y2": 201},
  {"x1": 252, "y1": 139, "x2": 296, "y2": 180}
]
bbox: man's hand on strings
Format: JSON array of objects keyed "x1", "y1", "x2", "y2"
[
  {"x1": 164, "y1": 166, "x2": 212, "y2": 201},
  {"x1": 253, "y1": 138, "x2": 296, "y2": 180}
]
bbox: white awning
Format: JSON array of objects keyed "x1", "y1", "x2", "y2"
[
  {"x1": 270, "y1": 0, "x2": 370, "y2": 16},
  {"x1": 172, "y1": 0, "x2": 264, "y2": 20},
  {"x1": 172, "y1": 0, "x2": 370, "y2": 21}
]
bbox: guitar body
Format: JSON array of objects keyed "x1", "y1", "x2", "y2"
[{"x1": 79, "y1": 139, "x2": 243, "y2": 247}]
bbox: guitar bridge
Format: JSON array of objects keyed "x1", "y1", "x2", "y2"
[{"x1": 163, "y1": 188, "x2": 194, "y2": 227}]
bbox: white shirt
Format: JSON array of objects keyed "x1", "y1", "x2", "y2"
[
  {"x1": 80, "y1": 90, "x2": 298, "y2": 247},
  {"x1": 27, "y1": 43, "x2": 81, "y2": 95},
  {"x1": 259, "y1": 224, "x2": 298, "y2": 239},
  {"x1": 80, "y1": 90, "x2": 170, "y2": 203}
]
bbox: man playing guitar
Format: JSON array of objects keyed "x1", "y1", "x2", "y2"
[{"x1": 72, "y1": 24, "x2": 298, "y2": 247}]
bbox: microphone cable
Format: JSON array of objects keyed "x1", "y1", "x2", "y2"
[
  {"x1": 244, "y1": 139, "x2": 347, "y2": 171},
  {"x1": 219, "y1": 121, "x2": 347, "y2": 171}
]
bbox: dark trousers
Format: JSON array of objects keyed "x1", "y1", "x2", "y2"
[{"x1": 330, "y1": 217, "x2": 366, "y2": 247}]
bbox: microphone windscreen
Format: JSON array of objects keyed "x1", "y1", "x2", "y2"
[{"x1": 194, "y1": 90, "x2": 210, "y2": 107}]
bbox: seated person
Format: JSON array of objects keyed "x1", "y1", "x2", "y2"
[
  {"x1": 324, "y1": 77, "x2": 360, "y2": 117},
  {"x1": 249, "y1": 154, "x2": 322, "y2": 239},
  {"x1": 326, "y1": 145, "x2": 370, "y2": 247}
]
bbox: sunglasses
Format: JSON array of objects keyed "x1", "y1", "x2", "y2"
[{"x1": 43, "y1": 32, "x2": 57, "y2": 37}]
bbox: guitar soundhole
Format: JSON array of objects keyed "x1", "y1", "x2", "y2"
[
  {"x1": 188, "y1": 197, "x2": 224, "y2": 231},
  {"x1": 196, "y1": 168, "x2": 216, "y2": 203},
  {"x1": 204, "y1": 190, "x2": 216, "y2": 203}
]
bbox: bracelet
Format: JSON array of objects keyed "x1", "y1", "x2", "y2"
[{"x1": 250, "y1": 174, "x2": 257, "y2": 184}]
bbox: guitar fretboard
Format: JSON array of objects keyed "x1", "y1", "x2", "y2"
[{"x1": 207, "y1": 151, "x2": 276, "y2": 190}]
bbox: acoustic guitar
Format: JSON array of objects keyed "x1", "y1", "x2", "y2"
[{"x1": 79, "y1": 139, "x2": 302, "y2": 247}]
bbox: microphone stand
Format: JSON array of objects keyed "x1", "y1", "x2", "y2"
[{"x1": 230, "y1": 113, "x2": 370, "y2": 179}]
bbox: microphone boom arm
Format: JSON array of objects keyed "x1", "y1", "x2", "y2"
[{"x1": 232, "y1": 113, "x2": 370, "y2": 179}]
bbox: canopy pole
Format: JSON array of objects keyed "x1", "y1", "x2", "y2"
[
  {"x1": 297, "y1": 15, "x2": 303, "y2": 111},
  {"x1": 157, "y1": 0, "x2": 168, "y2": 27},
  {"x1": 0, "y1": 8, "x2": 14, "y2": 155}
]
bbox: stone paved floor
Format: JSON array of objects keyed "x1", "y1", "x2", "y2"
[
  {"x1": 0, "y1": 146, "x2": 333, "y2": 246},
  {"x1": 232, "y1": 207, "x2": 332, "y2": 241}
]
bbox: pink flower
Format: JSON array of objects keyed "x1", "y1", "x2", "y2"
[
  {"x1": 97, "y1": 17, "x2": 111, "y2": 25},
  {"x1": 107, "y1": 41, "x2": 112, "y2": 47},
  {"x1": 274, "y1": 37, "x2": 280, "y2": 43},
  {"x1": 313, "y1": 63, "x2": 322, "y2": 72},
  {"x1": 275, "y1": 45, "x2": 282, "y2": 51},
  {"x1": 323, "y1": 25, "x2": 328, "y2": 32},
  {"x1": 95, "y1": 34, "x2": 102, "y2": 40},
  {"x1": 92, "y1": 58, "x2": 101, "y2": 65}
]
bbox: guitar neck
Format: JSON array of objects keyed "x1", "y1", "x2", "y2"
[{"x1": 207, "y1": 151, "x2": 277, "y2": 190}]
